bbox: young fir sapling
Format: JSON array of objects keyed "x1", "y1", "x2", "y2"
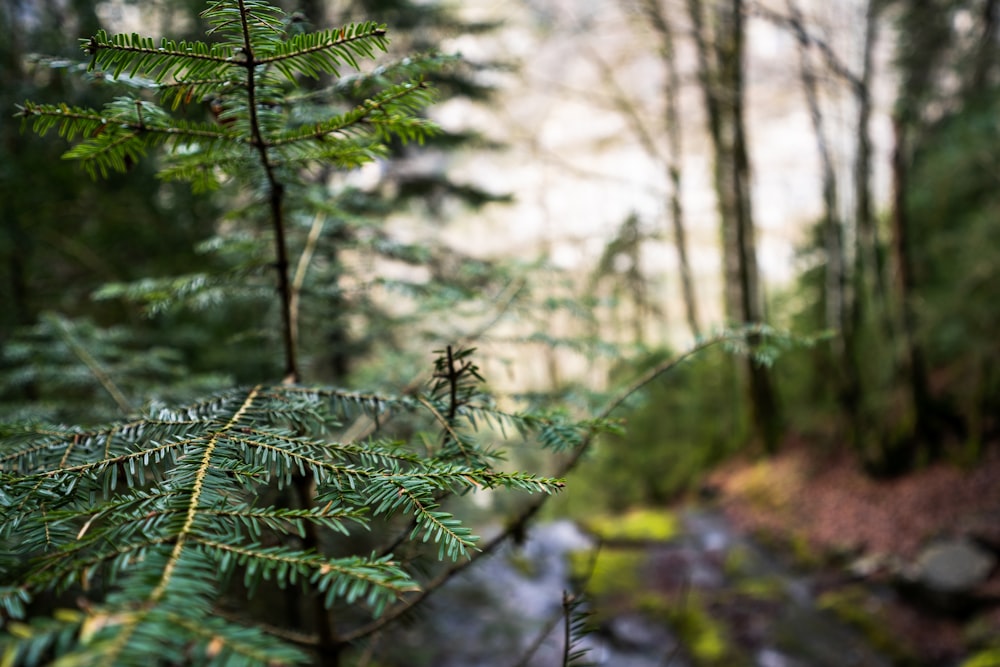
[{"x1": 1, "y1": 3, "x2": 593, "y2": 665}]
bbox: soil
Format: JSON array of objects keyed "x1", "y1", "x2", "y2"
[{"x1": 706, "y1": 441, "x2": 1000, "y2": 664}]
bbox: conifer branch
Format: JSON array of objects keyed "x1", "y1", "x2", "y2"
[
  {"x1": 3, "y1": 3, "x2": 576, "y2": 665},
  {"x1": 257, "y1": 22, "x2": 388, "y2": 75},
  {"x1": 340, "y1": 330, "x2": 775, "y2": 644}
]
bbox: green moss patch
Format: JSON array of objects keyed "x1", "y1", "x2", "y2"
[
  {"x1": 671, "y1": 602, "x2": 728, "y2": 664},
  {"x1": 962, "y1": 649, "x2": 1000, "y2": 667},
  {"x1": 816, "y1": 586, "x2": 914, "y2": 663},
  {"x1": 583, "y1": 507, "x2": 680, "y2": 542},
  {"x1": 570, "y1": 548, "x2": 645, "y2": 600}
]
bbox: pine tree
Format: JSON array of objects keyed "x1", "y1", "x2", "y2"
[{"x1": 0, "y1": 3, "x2": 592, "y2": 665}]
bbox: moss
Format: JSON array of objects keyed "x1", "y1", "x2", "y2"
[
  {"x1": 635, "y1": 592, "x2": 673, "y2": 616},
  {"x1": 962, "y1": 649, "x2": 1000, "y2": 667},
  {"x1": 964, "y1": 616, "x2": 1000, "y2": 650},
  {"x1": 583, "y1": 507, "x2": 680, "y2": 542},
  {"x1": 570, "y1": 548, "x2": 645, "y2": 600},
  {"x1": 787, "y1": 532, "x2": 822, "y2": 569},
  {"x1": 722, "y1": 543, "x2": 752, "y2": 576},
  {"x1": 816, "y1": 586, "x2": 914, "y2": 663},
  {"x1": 664, "y1": 593, "x2": 732, "y2": 666},
  {"x1": 734, "y1": 576, "x2": 786, "y2": 602},
  {"x1": 721, "y1": 546, "x2": 787, "y2": 600}
]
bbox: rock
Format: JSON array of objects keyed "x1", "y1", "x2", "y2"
[
  {"x1": 756, "y1": 647, "x2": 809, "y2": 667},
  {"x1": 603, "y1": 612, "x2": 677, "y2": 651},
  {"x1": 899, "y1": 537, "x2": 997, "y2": 615},
  {"x1": 908, "y1": 538, "x2": 996, "y2": 593}
]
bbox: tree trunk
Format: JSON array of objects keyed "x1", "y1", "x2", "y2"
[
  {"x1": 890, "y1": 114, "x2": 935, "y2": 463},
  {"x1": 687, "y1": 0, "x2": 781, "y2": 451},
  {"x1": 849, "y1": 0, "x2": 893, "y2": 450},
  {"x1": 786, "y1": 0, "x2": 860, "y2": 429},
  {"x1": 641, "y1": 0, "x2": 701, "y2": 338}
]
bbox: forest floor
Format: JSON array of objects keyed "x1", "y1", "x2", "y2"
[{"x1": 706, "y1": 440, "x2": 1000, "y2": 663}]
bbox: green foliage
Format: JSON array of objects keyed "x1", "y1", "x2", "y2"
[
  {"x1": 0, "y1": 379, "x2": 566, "y2": 665},
  {"x1": 561, "y1": 591, "x2": 595, "y2": 666},
  {"x1": 569, "y1": 549, "x2": 644, "y2": 604},
  {"x1": 816, "y1": 586, "x2": 915, "y2": 663},
  {"x1": 0, "y1": 3, "x2": 589, "y2": 665},
  {"x1": 0, "y1": 312, "x2": 230, "y2": 423},
  {"x1": 963, "y1": 649, "x2": 1000, "y2": 667},
  {"x1": 16, "y1": 19, "x2": 434, "y2": 184},
  {"x1": 908, "y1": 93, "x2": 1000, "y2": 445},
  {"x1": 564, "y1": 347, "x2": 745, "y2": 510}
]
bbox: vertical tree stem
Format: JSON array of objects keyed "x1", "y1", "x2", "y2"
[
  {"x1": 238, "y1": 0, "x2": 298, "y2": 384},
  {"x1": 237, "y1": 5, "x2": 335, "y2": 666}
]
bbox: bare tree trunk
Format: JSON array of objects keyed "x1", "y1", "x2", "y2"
[
  {"x1": 641, "y1": 0, "x2": 701, "y2": 338},
  {"x1": 688, "y1": 0, "x2": 781, "y2": 451},
  {"x1": 785, "y1": 0, "x2": 860, "y2": 425},
  {"x1": 890, "y1": 114, "x2": 935, "y2": 461},
  {"x1": 849, "y1": 0, "x2": 893, "y2": 452},
  {"x1": 787, "y1": 1, "x2": 844, "y2": 351},
  {"x1": 853, "y1": 0, "x2": 888, "y2": 327}
]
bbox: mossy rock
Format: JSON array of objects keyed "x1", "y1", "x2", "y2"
[
  {"x1": 660, "y1": 593, "x2": 735, "y2": 666},
  {"x1": 734, "y1": 576, "x2": 787, "y2": 602},
  {"x1": 570, "y1": 547, "x2": 645, "y2": 601},
  {"x1": 963, "y1": 648, "x2": 1000, "y2": 667},
  {"x1": 583, "y1": 507, "x2": 680, "y2": 542},
  {"x1": 816, "y1": 586, "x2": 914, "y2": 663},
  {"x1": 787, "y1": 532, "x2": 823, "y2": 569}
]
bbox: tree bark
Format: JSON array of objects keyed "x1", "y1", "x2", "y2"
[
  {"x1": 641, "y1": 0, "x2": 701, "y2": 338},
  {"x1": 890, "y1": 114, "x2": 935, "y2": 461},
  {"x1": 687, "y1": 0, "x2": 781, "y2": 451},
  {"x1": 786, "y1": 0, "x2": 861, "y2": 430},
  {"x1": 849, "y1": 0, "x2": 894, "y2": 449}
]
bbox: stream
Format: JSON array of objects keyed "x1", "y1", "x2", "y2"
[{"x1": 379, "y1": 507, "x2": 895, "y2": 667}]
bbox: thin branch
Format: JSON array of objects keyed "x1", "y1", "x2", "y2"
[
  {"x1": 49, "y1": 315, "x2": 133, "y2": 415},
  {"x1": 748, "y1": 1, "x2": 864, "y2": 93},
  {"x1": 338, "y1": 278, "x2": 527, "y2": 445},
  {"x1": 266, "y1": 81, "x2": 430, "y2": 147},
  {"x1": 85, "y1": 38, "x2": 234, "y2": 66},
  {"x1": 289, "y1": 212, "x2": 327, "y2": 354},
  {"x1": 15, "y1": 104, "x2": 234, "y2": 142},
  {"x1": 581, "y1": 45, "x2": 664, "y2": 164},
  {"x1": 237, "y1": 0, "x2": 298, "y2": 384},
  {"x1": 640, "y1": 0, "x2": 701, "y2": 338}
]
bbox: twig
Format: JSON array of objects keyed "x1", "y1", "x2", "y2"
[
  {"x1": 748, "y1": 1, "x2": 864, "y2": 93},
  {"x1": 48, "y1": 314, "x2": 133, "y2": 415},
  {"x1": 289, "y1": 212, "x2": 327, "y2": 353}
]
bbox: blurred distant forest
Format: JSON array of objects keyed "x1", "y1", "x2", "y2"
[{"x1": 3, "y1": 0, "x2": 1000, "y2": 504}]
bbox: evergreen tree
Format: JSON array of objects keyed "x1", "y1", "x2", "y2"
[{"x1": 0, "y1": 4, "x2": 600, "y2": 665}]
